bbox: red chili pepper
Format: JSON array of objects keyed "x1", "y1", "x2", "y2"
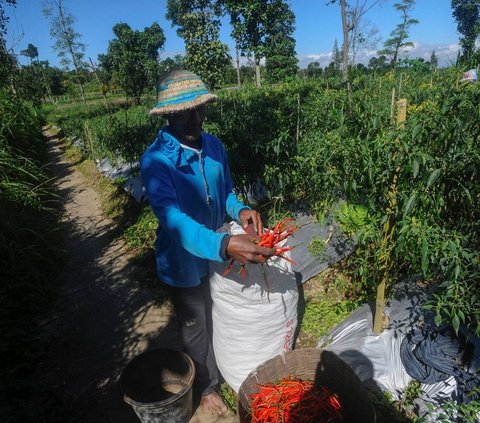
[
  {"x1": 249, "y1": 376, "x2": 344, "y2": 423},
  {"x1": 222, "y1": 258, "x2": 235, "y2": 276},
  {"x1": 222, "y1": 218, "x2": 299, "y2": 291}
]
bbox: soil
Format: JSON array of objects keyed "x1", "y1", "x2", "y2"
[{"x1": 19, "y1": 128, "x2": 237, "y2": 423}]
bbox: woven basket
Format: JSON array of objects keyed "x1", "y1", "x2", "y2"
[{"x1": 237, "y1": 348, "x2": 376, "y2": 423}]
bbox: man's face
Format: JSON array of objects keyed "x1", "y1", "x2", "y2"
[{"x1": 168, "y1": 105, "x2": 206, "y2": 143}]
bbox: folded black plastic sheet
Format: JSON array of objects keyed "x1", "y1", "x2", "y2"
[
  {"x1": 290, "y1": 213, "x2": 356, "y2": 284},
  {"x1": 318, "y1": 279, "x2": 480, "y2": 420}
]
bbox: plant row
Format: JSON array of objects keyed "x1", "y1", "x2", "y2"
[{"x1": 43, "y1": 70, "x2": 479, "y2": 335}]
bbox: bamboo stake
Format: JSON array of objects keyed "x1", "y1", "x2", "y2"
[
  {"x1": 389, "y1": 87, "x2": 396, "y2": 125},
  {"x1": 396, "y1": 98, "x2": 407, "y2": 128},
  {"x1": 296, "y1": 94, "x2": 300, "y2": 143},
  {"x1": 347, "y1": 82, "x2": 351, "y2": 109},
  {"x1": 89, "y1": 57, "x2": 110, "y2": 111},
  {"x1": 373, "y1": 98, "x2": 407, "y2": 335}
]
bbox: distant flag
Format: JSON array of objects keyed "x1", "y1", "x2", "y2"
[{"x1": 460, "y1": 69, "x2": 477, "y2": 83}]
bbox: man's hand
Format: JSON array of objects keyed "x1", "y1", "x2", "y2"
[
  {"x1": 239, "y1": 209, "x2": 264, "y2": 235},
  {"x1": 226, "y1": 235, "x2": 275, "y2": 265}
]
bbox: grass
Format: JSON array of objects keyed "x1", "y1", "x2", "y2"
[
  {"x1": 1, "y1": 111, "x2": 66, "y2": 423},
  {"x1": 122, "y1": 206, "x2": 157, "y2": 251},
  {"x1": 75, "y1": 159, "x2": 141, "y2": 224},
  {"x1": 296, "y1": 268, "x2": 359, "y2": 349}
]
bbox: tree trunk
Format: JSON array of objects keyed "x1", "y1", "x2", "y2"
[
  {"x1": 254, "y1": 53, "x2": 261, "y2": 88},
  {"x1": 340, "y1": 0, "x2": 349, "y2": 83},
  {"x1": 58, "y1": 0, "x2": 86, "y2": 103},
  {"x1": 236, "y1": 46, "x2": 241, "y2": 87},
  {"x1": 89, "y1": 57, "x2": 110, "y2": 110}
]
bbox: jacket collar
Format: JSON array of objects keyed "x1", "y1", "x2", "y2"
[{"x1": 155, "y1": 127, "x2": 203, "y2": 167}]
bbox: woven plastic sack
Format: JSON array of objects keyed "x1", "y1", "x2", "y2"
[
  {"x1": 461, "y1": 69, "x2": 477, "y2": 82},
  {"x1": 209, "y1": 221, "x2": 298, "y2": 392}
]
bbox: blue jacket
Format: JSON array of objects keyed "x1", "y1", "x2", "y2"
[{"x1": 140, "y1": 128, "x2": 248, "y2": 287}]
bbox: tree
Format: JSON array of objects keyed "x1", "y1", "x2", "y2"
[
  {"x1": 99, "y1": 22, "x2": 165, "y2": 104},
  {"x1": 379, "y1": 0, "x2": 419, "y2": 68},
  {"x1": 0, "y1": 0, "x2": 16, "y2": 89},
  {"x1": 20, "y1": 44, "x2": 54, "y2": 102},
  {"x1": 368, "y1": 54, "x2": 388, "y2": 72},
  {"x1": 43, "y1": 62, "x2": 67, "y2": 95},
  {"x1": 159, "y1": 55, "x2": 185, "y2": 76},
  {"x1": 264, "y1": 1, "x2": 297, "y2": 83},
  {"x1": 332, "y1": 39, "x2": 342, "y2": 72},
  {"x1": 0, "y1": 0, "x2": 15, "y2": 42},
  {"x1": 328, "y1": 0, "x2": 385, "y2": 82},
  {"x1": 20, "y1": 43, "x2": 39, "y2": 64},
  {"x1": 349, "y1": 18, "x2": 380, "y2": 64},
  {"x1": 451, "y1": 0, "x2": 480, "y2": 62},
  {"x1": 430, "y1": 49, "x2": 438, "y2": 70},
  {"x1": 43, "y1": 0, "x2": 87, "y2": 102},
  {"x1": 222, "y1": 0, "x2": 296, "y2": 88},
  {"x1": 166, "y1": 0, "x2": 230, "y2": 90},
  {"x1": 306, "y1": 61, "x2": 322, "y2": 78}
]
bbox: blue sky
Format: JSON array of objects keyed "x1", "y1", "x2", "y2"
[{"x1": 5, "y1": 0, "x2": 460, "y2": 69}]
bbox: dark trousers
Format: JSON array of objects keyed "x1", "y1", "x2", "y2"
[{"x1": 165, "y1": 278, "x2": 220, "y2": 397}]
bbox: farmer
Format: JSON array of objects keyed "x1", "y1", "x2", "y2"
[{"x1": 140, "y1": 69, "x2": 275, "y2": 415}]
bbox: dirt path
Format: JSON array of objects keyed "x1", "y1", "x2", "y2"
[{"x1": 25, "y1": 129, "x2": 237, "y2": 422}]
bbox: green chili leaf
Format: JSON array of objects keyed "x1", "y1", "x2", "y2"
[
  {"x1": 452, "y1": 314, "x2": 460, "y2": 335},
  {"x1": 403, "y1": 192, "x2": 416, "y2": 218},
  {"x1": 412, "y1": 159, "x2": 419, "y2": 178},
  {"x1": 426, "y1": 169, "x2": 441, "y2": 189},
  {"x1": 412, "y1": 124, "x2": 422, "y2": 140}
]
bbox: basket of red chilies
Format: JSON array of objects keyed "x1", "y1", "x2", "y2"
[{"x1": 237, "y1": 348, "x2": 376, "y2": 423}]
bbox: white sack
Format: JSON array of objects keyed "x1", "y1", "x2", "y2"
[{"x1": 210, "y1": 221, "x2": 298, "y2": 392}]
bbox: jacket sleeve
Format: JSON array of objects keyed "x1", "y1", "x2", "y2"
[{"x1": 141, "y1": 153, "x2": 227, "y2": 262}]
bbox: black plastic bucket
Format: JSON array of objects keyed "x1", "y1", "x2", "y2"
[
  {"x1": 120, "y1": 348, "x2": 195, "y2": 423},
  {"x1": 238, "y1": 348, "x2": 376, "y2": 423}
]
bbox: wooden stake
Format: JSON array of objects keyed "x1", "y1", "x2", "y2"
[
  {"x1": 390, "y1": 87, "x2": 396, "y2": 125},
  {"x1": 373, "y1": 98, "x2": 407, "y2": 335},
  {"x1": 296, "y1": 94, "x2": 300, "y2": 143},
  {"x1": 396, "y1": 98, "x2": 407, "y2": 128}
]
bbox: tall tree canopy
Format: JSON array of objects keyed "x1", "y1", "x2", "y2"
[
  {"x1": 451, "y1": 0, "x2": 480, "y2": 62},
  {"x1": 222, "y1": 0, "x2": 296, "y2": 87},
  {"x1": 264, "y1": 0, "x2": 297, "y2": 82},
  {"x1": 21, "y1": 43, "x2": 39, "y2": 63},
  {"x1": 379, "y1": 0, "x2": 419, "y2": 68},
  {"x1": 166, "y1": 0, "x2": 230, "y2": 89},
  {"x1": 99, "y1": 22, "x2": 165, "y2": 103},
  {"x1": 0, "y1": 0, "x2": 16, "y2": 89},
  {"x1": 328, "y1": 0, "x2": 384, "y2": 82},
  {"x1": 43, "y1": 0, "x2": 87, "y2": 101},
  {"x1": 0, "y1": 0, "x2": 15, "y2": 41}
]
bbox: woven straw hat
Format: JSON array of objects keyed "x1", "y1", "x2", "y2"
[{"x1": 149, "y1": 69, "x2": 218, "y2": 116}]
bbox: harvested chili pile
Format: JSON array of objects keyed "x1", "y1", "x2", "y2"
[
  {"x1": 223, "y1": 217, "x2": 300, "y2": 279},
  {"x1": 250, "y1": 376, "x2": 344, "y2": 423}
]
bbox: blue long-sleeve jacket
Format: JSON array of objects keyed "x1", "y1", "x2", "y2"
[{"x1": 140, "y1": 127, "x2": 248, "y2": 287}]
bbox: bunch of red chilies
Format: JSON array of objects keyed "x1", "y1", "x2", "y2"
[
  {"x1": 250, "y1": 377, "x2": 344, "y2": 423},
  {"x1": 223, "y1": 217, "x2": 299, "y2": 279}
]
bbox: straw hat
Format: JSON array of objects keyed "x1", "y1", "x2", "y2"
[{"x1": 149, "y1": 69, "x2": 218, "y2": 116}]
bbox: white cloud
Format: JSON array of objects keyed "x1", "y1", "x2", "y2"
[{"x1": 298, "y1": 41, "x2": 461, "y2": 69}]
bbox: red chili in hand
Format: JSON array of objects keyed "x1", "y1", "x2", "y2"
[{"x1": 223, "y1": 218, "x2": 300, "y2": 281}]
